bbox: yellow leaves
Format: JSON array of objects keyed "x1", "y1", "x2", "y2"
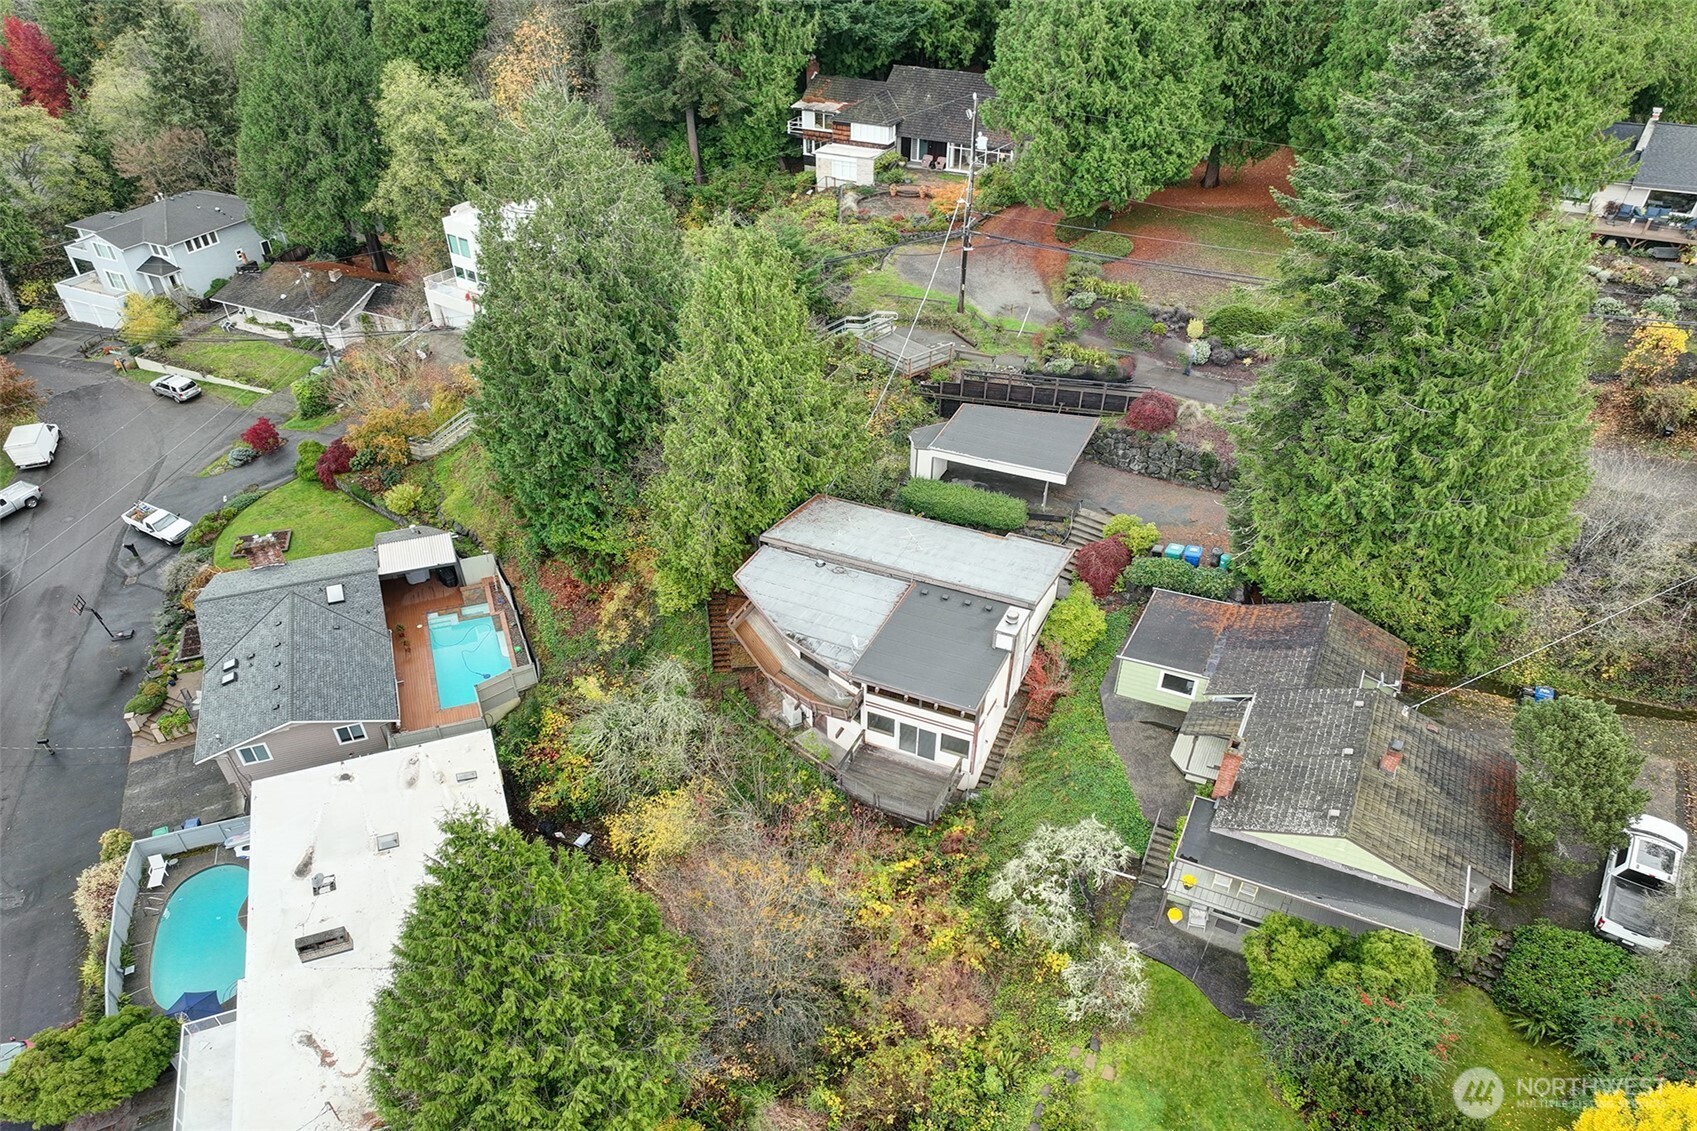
[
  {"x1": 1037, "y1": 950, "x2": 1072, "y2": 982},
  {"x1": 1186, "y1": 317, "x2": 1206, "y2": 340},
  {"x1": 489, "y1": 8, "x2": 579, "y2": 121},
  {"x1": 1573, "y1": 1082, "x2": 1697, "y2": 1131},
  {"x1": 568, "y1": 672, "x2": 607, "y2": 704},
  {"x1": 594, "y1": 579, "x2": 652, "y2": 651},
  {"x1": 1620, "y1": 321, "x2": 1690, "y2": 385},
  {"x1": 607, "y1": 785, "x2": 711, "y2": 873}
]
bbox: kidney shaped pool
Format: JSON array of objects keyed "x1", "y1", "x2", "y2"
[{"x1": 149, "y1": 864, "x2": 248, "y2": 1009}]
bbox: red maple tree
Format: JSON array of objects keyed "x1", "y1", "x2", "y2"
[
  {"x1": 315, "y1": 437, "x2": 354, "y2": 488},
  {"x1": 241, "y1": 417, "x2": 284, "y2": 456},
  {"x1": 1120, "y1": 389, "x2": 1179, "y2": 434},
  {"x1": 1, "y1": 17, "x2": 72, "y2": 116},
  {"x1": 1073, "y1": 538, "x2": 1132, "y2": 598}
]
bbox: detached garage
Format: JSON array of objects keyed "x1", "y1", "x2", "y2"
[
  {"x1": 813, "y1": 143, "x2": 879, "y2": 188},
  {"x1": 908, "y1": 405, "x2": 1099, "y2": 506}
]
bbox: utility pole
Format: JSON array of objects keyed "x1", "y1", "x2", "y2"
[{"x1": 956, "y1": 94, "x2": 981, "y2": 315}]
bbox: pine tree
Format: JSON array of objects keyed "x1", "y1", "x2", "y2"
[
  {"x1": 1229, "y1": 0, "x2": 1594, "y2": 668},
  {"x1": 1289, "y1": 0, "x2": 1429, "y2": 157},
  {"x1": 648, "y1": 220, "x2": 873, "y2": 611},
  {"x1": 139, "y1": 0, "x2": 235, "y2": 139},
  {"x1": 1512, "y1": 697, "x2": 1649, "y2": 871},
  {"x1": 986, "y1": 0, "x2": 1222, "y2": 217},
  {"x1": 464, "y1": 89, "x2": 682, "y2": 563},
  {"x1": 367, "y1": 816, "x2": 703, "y2": 1130},
  {"x1": 1, "y1": 16, "x2": 73, "y2": 116},
  {"x1": 235, "y1": 0, "x2": 382, "y2": 255},
  {"x1": 371, "y1": 0, "x2": 487, "y2": 76},
  {"x1": 1202, "y1": 0, "x2": 1330, "y2": 186},
  {"x1": 367, "y1": 60, "x2": 494, "y2": 264}
]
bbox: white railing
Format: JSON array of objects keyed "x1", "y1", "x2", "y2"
[
  {"x1": 787, "y1": 116, "x2": 804, "y2": 136},
  {"x1": 825, "y1": 310, "x2": 897, "y2": 340},
  {"x1": 173, "y1": 1009, "x2": 239, "y2": 1131}
]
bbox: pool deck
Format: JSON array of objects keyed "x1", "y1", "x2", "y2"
[
  {"x1": 385, "y1": 575, "x2": 516, "y2": 732},
  {"x1": 124, "y1": 846, "x2": 248, "y2": 1014}
]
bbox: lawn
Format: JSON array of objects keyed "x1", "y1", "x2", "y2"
[
  {"x1": 1437, "y1": 983, "x2": 1588, "y2": 1131},
  {"x1": 282, "y1": 409, "x2": 341, "y2": 431},
  {"x1": 212, "y1": 479, "x2": 397, "y2": 568},
  {"x1": 1078, "y1": 963, "x2": 1304, "y2": 1130},
  {"x1": 1101, "y1": 207, "x2": 1289, "y2": 307},
  {"x1": 170, "y1": 338, "x2": 320, "y2": 392}
]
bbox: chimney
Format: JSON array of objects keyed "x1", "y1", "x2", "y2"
[
  {"x1": 1637, "y1": 107, "x2": 1663, "y2": 154},
  {"x1": 1212, "y1": 745, "x2": 1243, "y2": 800},
  {"x1": 804, "y1": 54, "x2": 820, "y2": 83},
  {"x1": 1379, "y1": 738, "x2": 1405, "y2": 775},
  {"x1": 328, "y1": 269, "x2": 343, "y2": 283}
]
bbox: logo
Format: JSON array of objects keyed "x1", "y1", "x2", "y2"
[{"x1": 1454, "y1": 1067, "x2": 1505, "y2": 1119}]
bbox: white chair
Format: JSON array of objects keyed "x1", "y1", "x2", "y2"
[{"x1": 145, "y1": 854, "x2": 168, "y2": 889}]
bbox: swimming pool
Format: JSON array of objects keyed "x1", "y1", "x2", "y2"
[
  {"x1": 150, "y1": 865, "x2": 248, "y2": 1009},
  {"x1": 428, "y1": 611, "x2": 511, "y2": 709}
]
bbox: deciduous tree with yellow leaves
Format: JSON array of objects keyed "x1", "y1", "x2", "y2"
[
  {"x1": 1574, "y1": 1081, "x2": 1697, "y2": 1130},
  {"x1": 1619, "y1": 321, "x2": 1690, "y2": 385}
]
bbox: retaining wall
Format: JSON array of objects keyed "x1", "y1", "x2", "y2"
[
  {"x1": 135, "y1": 355, "x2": 269, "y2": 395},
  {"x1": 1086, "y1": 428, "x2": 1236, "y2": 491}
]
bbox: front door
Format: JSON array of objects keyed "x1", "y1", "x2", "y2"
[{"x1": 147, "y1": 275, "x2": 165, "y2": 296}]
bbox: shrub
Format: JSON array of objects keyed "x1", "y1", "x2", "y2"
[
  {"x1": 1576, "y1": 965, "x2": 1697, "y2": 1081},
  {"x1": 1638, "y1": 382, "x2": 1697, "y2": 432},
  {"x1": 896, "y1": 478, "x2": 1027, "y2": 532},
  {"x1": 1053, "y1": 341, "x2": 1112, "y2": 368},
  {"x1": 1206, "y1": 302, "x2": 1279, "y2": 345},
  {"x1": 1620, "y1": 321, "x2": 1689, "y2": 384},
  {"x1": 72, "y1": 857, "x2": 124, "y2": 936},
  {"x1": 203, "y1": 277, "x2": 228, "y2": 298},
  {"x1": 1149, "y1": 321, "x2": 1168, "y2": 336},
  {"x1": 1592, "y1": 295, "x2": 1632, "y2": 317},
  {"x1": 1066, "y1": 290, "x2": 1099, "y2": 309},
  {"x1": 1105, "y1": 305, "x2": 1154, "y2": 346},
  {"x1": 294, "y1": 439, "x2": 327, "y2": 481},
  {"x1": 1492, "y1": 921, "x2": 1635, "y2": 1043},
  {"x1": 1640, "y1": 292, "x2": 1680, "y2": 320},
  {"x1": 1121, "y1": 389, "x2": 1179, "y2": 433},
  {"x1": 240, "y1": 417, "x2": 283, "y2": 455},
  {"x1": 161, "y1": 550, "x2": 210, "y2": 599},
  {"x1": 316, "y1": 437, "x2": 354, "y2": 488},
  {"x1": 1062, "y1": 938, "x2": 1150, "y2": 1024},
  {"x1": 1187, "y1": 339, "x2": 1212, "y2": 366},
  {"x1": 0, "y1": 358, "x2": 43, "y2": 425},
  {"x1": 1039, "y1": 585, "x2": 1106, "y2": 660},
  {"x1": 1073, "y1": 538, "x2": 1132, "y2": 597},
  {"x1": 1120, "y1": 556, "x2": 1236, "y2": 599},
  {"x1": 1, "y1": 307, "x2": 55, "y2": 351},
  {"x1": 226, "y1": 445, "x2": 256, "y2": 467},
  {"x1": 156, "y1": 707, "x2": 192, "y2": 738},
  {"x1": 1075, "y1": 229, "x2": 1133, "y2": 258},
  {"x1": 1020, "y1": 644, "x2": 1073, "y2": 720},
  {"x1": 1094, "y1": 277, "x2": 1141, "y2": 302},
  {"x1": 383, "y1": 482, "x2": 425, "y2": 516},
  {"x1": 124, "y1": 680, "x2": 168, "y2": 716},
  {"x1": 117, "y1": 292, "x2": 180, "y2": 347},
  {"x1": 987, "y1": 818, "x2": 1132, "y2": 948},
  {"x1": 291, "y1": 372, "x2": 333, "y2": 419},
  {"x1": 346, "y1": 405, "x2": 427, "y2": 456},
  {"x1": 1242, "y1": 913, "x2": 1352, "y2": 1005},
  {"x1": 0, "y1": 1006, "x2": 180, "y2": 1126},
  {"x1": 97, "y1": 828, "x2": 133, "y2": 863},
  {"x1": 1102, "y1": 513, "x2": 1159, "y2": 555}
]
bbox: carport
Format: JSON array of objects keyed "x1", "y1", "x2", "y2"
[{"x1": 908, "y1": 404, "x2": 1100, "y2": 506}]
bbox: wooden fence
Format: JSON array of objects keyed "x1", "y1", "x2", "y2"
[{"x1": 925, "y1": 370, "x2": 1146, "y2": 415}]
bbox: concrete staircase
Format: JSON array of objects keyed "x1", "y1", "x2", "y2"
[
  {"x1": 1141, "y1": 822, "x2": 1177, "y2": 874},
  {"x1": 1063, "y1": 506, "x2": 1112, "y2": 581}
]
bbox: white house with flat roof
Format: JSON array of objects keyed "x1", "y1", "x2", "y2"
[
  {"x1": 423, "y1": 201, "x2": 483, "y2": 329},
  {"x1": 172, "y1": 729, "x2": 509, "y2": 1131},
  {"x1": 56, "y1": 192, "x2": 268, "y2": 328}
]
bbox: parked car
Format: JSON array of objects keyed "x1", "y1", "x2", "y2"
[
  {"x1": 149, "y1": 373, "x2": 202, "y2": 402},
  {"x1": 0, "y1": 481, "x2": 42, "y2": 518},
  {"x1": 122, "y1": 500, "x2": 193, "y2": 545},
  {"x1": 1595, "y1": 814, "x2": 1688, "y2": 952},
  {"x1": 4, "y1": 422, "x2": 61, "y2": 469}
]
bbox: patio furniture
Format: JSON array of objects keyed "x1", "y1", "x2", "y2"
[{"x1": 145, "y1": 854, "x2": 169, "y2": 889}]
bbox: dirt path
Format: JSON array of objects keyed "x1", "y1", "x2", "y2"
[{"x1": 891, "y1": 206, "x2": 1063, "y2": 324}]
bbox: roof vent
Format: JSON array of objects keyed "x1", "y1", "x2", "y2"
[
  {"x1": 222, "y1": 657, "x2": 239, "y2": 672},
  {"x1": 920, "y1": 588, "x2": 929, "y2": 595},
  {"x1": 246, "y1": 652, "x2": 255, "y2": 660},
  {"x1": 294, "y1": 926, "x2": 353, "y2": 963},
  {"x1": 1327, "y1": 807, "x2": 1341, "y2": 819},
  {"x1": 1353, "y1": 698, "x2": 1366, "y2": 708},
  {"x1": 220, "y1": 671, "x2": 238, "y2": 685},
  {"x1": 1341, "y1": 746, "x2": 1355, "y2": 757},
  {"x1": 454, "y1": 770, "x2": 478, "y2": 783},
  {"x1": 326, "y1": 584, "x2": 345, "y2": 604},
  {"x1": 311, "y1": 872, "x2": 336, "y2": 895},
  {"x1": 375, "y1": 832, "x2": 400, "y2": 852}
]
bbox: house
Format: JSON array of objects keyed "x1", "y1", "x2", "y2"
[
  {"x1": 1567, "y1": 109, "x2": 1697, "y2": 243},
  {"x1": 728, "y1": 496, "x2": 1072, "y2": 821},
  {"x1": 170, "y1": 729, "x2": 509, "y2": 1131},
  {"x1": 209, "y1": 263, "x2": 415, "y2": 349},
  {"x1": 789, "y1": 64, "x2": 1014, "y2": 187},
  {"x1": 55, "y1": 191, "x2": 269, "y2": 328},
  {"x1": 424, "y1": 201, "x2": 484, "y2": 329},
  {"x1": 908, "y1": 405, "x2": 1099, "y2": 507},
  {"x1": 191, "y1": 526, "x2": 536, "y2": 794},
  {"x1": 1113, "y1": 591, "x2": 1513, "y2": 950}
]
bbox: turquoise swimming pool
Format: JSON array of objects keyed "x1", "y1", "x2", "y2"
[
  {"x1": 150, "y1": 865, "x2": 248, "y2": 1009},
  {"x1": 428, "y1": 610, "x2": 511, "y2": 709}
]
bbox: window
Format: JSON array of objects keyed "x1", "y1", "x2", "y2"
[
  {"x1": 102, "y1": 271, "x2": 128, "y2": 291},
  {"x1": 1159, "y1": 672, "x2": 1197, "y2": 697},
  {"x1": 453, "y1": 264, "x2": 480, "y2": 284},
  {"x1": 183, "y1": 230, "x2": 220, "y2": 252},
  {"x1": 801, "y1": 137, "x2": 819, "y2": 156},
  {"x1": 92, "y1": 241, "x2": 114, "y2": 260},
  {"x1": 147, "y1": 243, "x2": 169, "y2": 258},
  {"x1": 803, "y1": 110, "x2": 831, "y2": 131},
  {"x1": 849, "y1": 122, "x2": 893, "y2": 145},
  {"x1": 898, "y1": 723, "x2": 937, "y2": 760},
  {"x1": 334, "y1": 723, "x2": 367, "y2": 745},
  {"x1": 236, "y1": 743, "x2": 272, "y2": 765},
  {"x1": 866, "y1": 712, "x2": 896, "y2": 736},
  {"x1": 939, "y1": 733, "x2": 970, "y2": 758},
  {"x1": 447, "y1": 233, "x2": 475, "y2": 258}
]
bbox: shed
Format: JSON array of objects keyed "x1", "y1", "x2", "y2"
[
  {"x1": 813, "y1": 142, "x2": 879, "y2": 188},
  {"x1": 908, "y1": 405, "x2": 1099, "y2": 504}
]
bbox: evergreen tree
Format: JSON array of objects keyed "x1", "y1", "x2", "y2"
[
  {"x1": 1512, "y1": 697, "x2": 1649, "y2": 872},
  {"x1": 139, "y1": 0, "x2": 236, "y2": 140},
  {"x1": 371, "y1": 0, "x2": 488, "y2": 76},
  {"x1": 814, "y1": 0, "x2": 928, "y2": 76},
  {"x1": 368, "y1": 60, "x2": 494, "y2": 264},
  {"x1": 986, "y1": 0, "x2": 1222, "y2": 217},
  {"x1": 707, "y1": 1, "x2": 820, "y2": 170},
  {"x1": 1202, "y1": 0, "x2": 1330, "y2": 186},
  {"x1": 913, "y1": 0, "x2": 1004, "y2": 70},
  {"x1": 465, "y1": 89, "x2": 682, "y2": 562},
  {"x1": 236, "y1": 0, "x2": 382, "y2": 255},
  {"x1": 1228, "y1": 0, "x2": 1594, "y2": 668},
  {"x1": 648, "y1": 220, "x2": 873, "y2": 611},
  {"x1": 27, "y1": 0, "x2": 95, "y2": 86},
  {"x1": 1289, "y1": 0, "x2": 1429, "y2": 156},
  {"x1": 368, "y1": 816, "x2": 703, "y2": 1130},
  {"x1": 1, "y1": 16, "x2": 73, "y2": 116}
]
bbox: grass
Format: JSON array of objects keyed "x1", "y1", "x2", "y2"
[
  {"x1": 979, "y1": 608, "x2": 1149, "y2": 865},
  {"x1": 1436, "y1": 983, "x2": 1588, "y2": 1131},
  {"x1": 169, "y1": 338, "x2": 320, "y2": 392},
  {"x1": 211, "y1": 478, "x2": 397, "y2": 568},
  {"x1": 1077, "y1": 963, "x2": 1304, "y2": 1130},
  {"x1": 282, "y1": 410, "x2": 341, "y2": 431},
  {"x1": 430, "y1": 440, "x2": 483, "y2": 531}
]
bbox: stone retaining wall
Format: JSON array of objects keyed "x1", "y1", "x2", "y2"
[{"x1": 1087, "y1": 428, "x2": 1236, "y2": 491}]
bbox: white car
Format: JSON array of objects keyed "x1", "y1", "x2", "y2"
[
  {"x1": 122, "y1": 500, "x2": 193, "y2": 545},
  {"x1": 1595, "y1": 814, "x2": 1688, "y2": 952},
  {"x1": 0, "y1": 481, "x2": 41, "y2": 519},
  {"x1": 149, "y1": 374, "x2": 202, "y2": 402}
]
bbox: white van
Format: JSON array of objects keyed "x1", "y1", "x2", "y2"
[{"x1": 5, "y1": 423, "x2": 62, "y2": 469}]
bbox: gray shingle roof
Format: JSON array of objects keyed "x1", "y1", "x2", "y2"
[
  {"x1": 1211, "y1": 688, "x2": 1516, "y2": 901},
  {"x1": 913, "y1": 405, "x2": 1098, "y2": 479},
  {"x1": 1631, "y1": 121, "x2": 1697, "y2": 190},
  {"x1": 193, "y1": 549, "x2": 398, "y2": 762},
  {"x1": 136, "y1": 255, "x2": 180, "y2": 276},
  {"x1": 211, "y1": 264, "x2": 378, "y2": 326},
  {"x1": 795, "y1": 66, "x2": 1011, "y2": 147},
  {"x1": 850, "y1": 585, "x2": 1010, "y2": 711},
  {"x1": 69, "y1": 191, "x2": 249, "y2": 249},
  {"x1": 795, "y1": 74, "x2": 888, "y2": 110}
]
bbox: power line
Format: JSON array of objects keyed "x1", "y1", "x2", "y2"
[{"x1": 868, "y1": 199, "x2": 964, "y2": 425}]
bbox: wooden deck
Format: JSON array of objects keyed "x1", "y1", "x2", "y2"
[
  {"x1": 1580, "y1": 214, "x2": 1697, "y2": 248},
  {"x1": 826, "y1": 744, "x2": 959, "y2": 825},
  {"x1": 384, "y1": 576, "x2": 502, "y2": 732}
]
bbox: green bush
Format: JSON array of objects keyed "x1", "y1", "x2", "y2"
[
  {"x1": 0, "y1": 1006, "x2": 179, "y2": 1126},
  {"x1": 1, "y1": 308, "x2": 56, "y2": 351},
  {"x1": 897, "y1": 478, "x2": 1027, "y2": 532},
  {"x1": 1641, "y1": 292, "x2": 1681, "y2": 320},
  {"x1": 1106, "y1": 305, "x2": 1154, "y2": 345},
  {"x1": 204, "y1": 277, "x2": 229, "y2": 298},
  {"x1": 1120, "y1": 556, "x2": 1236, "y2": 599},
  {"x1": 1205, "y1": 302, "x2": 1280, "y2": 346},
  {"x1": 383, "y1": 482, "x2": 425, "y2": 516},
  {"x1": 1055, "y1": 209, "x2": 1110, "y2": 244},
  {"x1": 97, "y1": 829, "x2": 133, "y2": 863},
  {"x1": 124, "y1": 680, "x2": 168, "y2": 716},
  {"x1": 1243, "y1": 913, "x2": 1437, "y2": 1006},
  {"x1": 1492, "y1": 921, "x2": 1635, "y2": 1043},
  {"x1": 1075, "y1": 229, "x2": 1133, "y2": 258},
  {"x1": 295, "y1": 439, "x2": 327, "y2": 481},
  {"x1": 1095, "y1": 278, "x2": 1142, "y2": 303},
  {"x1": 1039, "y1": 585, "x2": 1107, "y2": 660},
  {"x1": 291, "y1": 371, "x2": 333, "y2": 418},
  {"x1": 1102, "y1": 513, "x2": 1159, "y2": 555}
]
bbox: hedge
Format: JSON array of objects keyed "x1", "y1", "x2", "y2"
[
  {"x1": 897, "y1": 478, "x2": 1027, "y2": 532},
  {"x1": 1120, "y1": 557, "x2": 1236, "y2": 599},
  {"x1": 1492, "y1": 921, "x2": 1636, "y2": 1043},
  {"x1": 1205, "y1": 303, "x2": 1280, "y2": 346},
  {"x1": 295, "y1": 440, "x2": 327, "y2": 481}
]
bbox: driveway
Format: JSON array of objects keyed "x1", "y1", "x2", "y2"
[
  {"x1": 1069, "y1": 463, "x2": 1232, "y2": 550},
  {"x1": 0, "y1": 350, "x2": 266, "y2": 1039}
]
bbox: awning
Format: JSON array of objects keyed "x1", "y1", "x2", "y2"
[{"x1": 729, "y1": 603, "x2": 860, "y2": 719}]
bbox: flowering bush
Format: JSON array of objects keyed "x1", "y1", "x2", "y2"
[
  {"x1": 72, "y1": 858, "x2": 124, "y2": 937},
  {"x1": 1121, "y1": 389, "x2": 1179, "y2": 433},
  {"x1": 987, "y1": 818, "x2": 1132, "y2": 948},
  {"x1": 1062, "y1": 938, "x2": 1150, "y2": 1024}
]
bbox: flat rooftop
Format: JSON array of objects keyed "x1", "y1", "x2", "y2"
[
  {"x1": 226, "y1": 731, "x2": 508, "y2": 1130},
  {"x1": 912, "y1": 404, "x2": 1099, "y2": 481}
]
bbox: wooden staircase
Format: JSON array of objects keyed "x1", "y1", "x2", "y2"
[
  {"x1": 1063, "y1": 506, "x2": 1112, "y2": 581},
  {"x1": 976, "y1": 693, "x2": 1028, "y2": 789},
  {"x1": 1141, "y1": 822, "x2": 1177, "y2": 875},
  {"x1": 707, "y1": 593, "x2": 752, "y2": 673}
]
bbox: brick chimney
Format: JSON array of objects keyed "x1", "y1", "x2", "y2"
[
  {"x1": 1637, "y1": 107, "x2": 1663, "y2": 154},
  {"x1": 804, "y1": 54, "x2": 820, "y2": 83},
  {"x1": 1212, "y1": 745, "x2": 1243, "y2": 800},
  {"x1": 1379, "y1": 738, "x2": 1405, "y2": 775}
]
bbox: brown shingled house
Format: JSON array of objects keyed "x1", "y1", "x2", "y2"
[{"x1": 1114, "y1": 591, "x2": 1515, "y2": 950}]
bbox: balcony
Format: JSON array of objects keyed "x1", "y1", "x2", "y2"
[
  {"x1": 788, "y1": 116, "x2": 804, "y2": 136},
  {"x1": 55, "y1": 271, "x2": 128, "y2": 326},
  {"x1": 424, "y1": 268, "x2": 479, "y2": 329}
]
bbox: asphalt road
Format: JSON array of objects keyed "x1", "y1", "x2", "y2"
[{"x1": 0, "y1": 348, "x2": 260, "y2": 1039}]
